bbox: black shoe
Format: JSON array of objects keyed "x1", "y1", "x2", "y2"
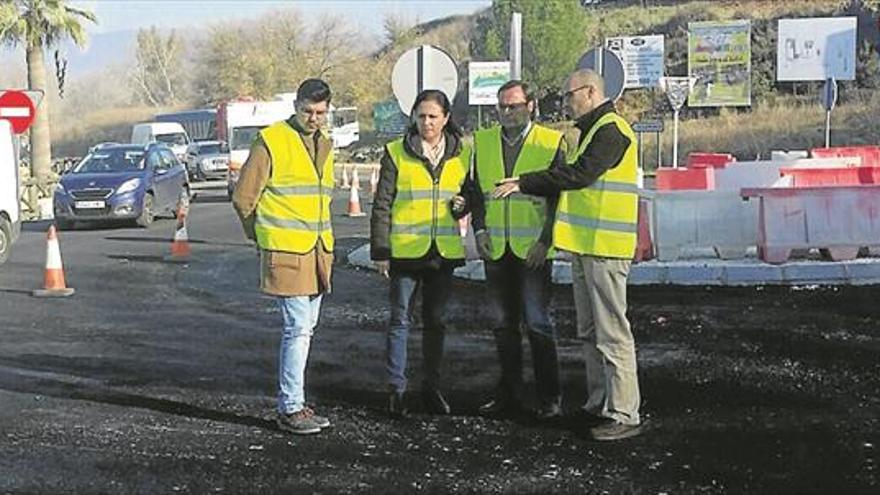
[
  {"x1": 421, "y1": 388, "x2": 451, "y2": 415},
  {"x1": 535, "y1": 401, "x2": 562, "y2": 421},
  {"x1": 478, "y1": 397, "x2": 522, "y2": 417},
  {"x1": 388, "y1": 392, "x2": 408, "y2": 418}
]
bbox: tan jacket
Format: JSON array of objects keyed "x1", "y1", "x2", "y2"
[{"x1": 232, "y1": 118, "x2": 334, "y2": 297}]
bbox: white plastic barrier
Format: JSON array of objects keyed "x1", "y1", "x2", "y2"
[
  {"x1": 714, "y1": 160, "x2": 788, "y2": 191},
  {"x1": 647, "y1": 190, "x2": 758, "y2": 260},
  {"x1": 742, "y1": 185, "x2": 880, "y2": 264},
  {"x1": 713, "y1": 158, "x2": 857, "y2": 191},
  {"x1": 648, "y1": 160, "x2": 798, "y2": 261},
  {"x1": 771, "y1": 150, "x2": 808, "y2": 161}
]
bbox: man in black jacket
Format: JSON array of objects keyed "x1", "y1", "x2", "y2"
[{"x1": 494, "y1": 69, "x2": 644, "y2": 441}]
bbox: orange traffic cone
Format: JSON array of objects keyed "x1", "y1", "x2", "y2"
[
  {"x1": 346, "y1": 166, "x2": 365, "y2": 217},
  {"x1": 351, "y1": 165, "x2": 361, "y2": 190},
  {"x1": 32, "y1": 225, "x2": 75, "y2": 297},
  {"x1": 340, "y1": 164, "x2": 351, "y2": 189},
  {"x1": 167, "y1": 201, "x2": 191, "y2": 261},
  {"x1": 369, "y1": 166, "x2": 379, "y2": 197}
]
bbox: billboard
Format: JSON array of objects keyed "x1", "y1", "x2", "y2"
[
  {"x1": 688, "y1": 20, "x2": 751, "y2": 107},
  {"x1": 373, "y1": 99, "x2": 408, "y2": 137},
  {"x1": 468, "y1": 61, "x2": 511, "y2": 106},
  {"x1": 777, "y1": 17, "x2": 857, "y2": 81},
  {"x1": 605, "y1": 35, "x2": 665, "y2": 88}
]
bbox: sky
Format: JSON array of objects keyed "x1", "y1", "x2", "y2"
[
  {"x1": 0, "y1": 0, "x2": 492, "y2": 81},
  {"x1": 70, "y1": 0, "x2": 492, "y2": 36}
]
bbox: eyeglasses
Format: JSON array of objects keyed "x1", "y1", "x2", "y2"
[
  {"x1": 562, "y1": 85, "x2": 591, "y2": 99},
  {"x1": 497, "y1": 102, "x2": 528, "y2": 112}
]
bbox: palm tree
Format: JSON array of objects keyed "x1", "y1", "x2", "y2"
[{"x1": 1, "y1": 0, "x2": 95, "y2": 181}]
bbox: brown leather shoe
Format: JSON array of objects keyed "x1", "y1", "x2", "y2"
[
  {"x1": 589, "y1": 420, "x2": 644, "y2": 441},
  {"x1": 276, "y1": 410, "x2": 321, "y2": 435}
]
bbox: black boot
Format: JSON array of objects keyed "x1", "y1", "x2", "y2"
[
  {"x1": 388, "y1": 391, "x2": 408, "y2": 418},
  {"x1": 529, "y1": 331, "x2": 561, "y2": 420},
  {"x1": 479, "y1": 328, "x2": 524, "y2": 416},
  {"x1": 422, "y1": 328, "x2": 445, "y2": 390},
  {"x1": 422, "y1": 329, "x2": 450, "y2": 414}
]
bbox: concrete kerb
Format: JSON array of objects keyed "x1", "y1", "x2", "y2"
[{"x1": 346, "y1": 243, "x2": 880, "y2": 286}]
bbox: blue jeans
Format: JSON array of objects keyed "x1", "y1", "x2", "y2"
[
  {"x1": 277, "y1": 294, "x2": 323, "y2": 414},
  {"x1": 386, "y1": 266, "x2": 454, "y2": 394},
  {"x1": 485, "y1": 251, "x2": 560, "y2": 405}
]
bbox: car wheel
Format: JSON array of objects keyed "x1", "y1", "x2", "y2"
[
  {"x1": 136, "y1": 193, "x2": 155, "y2": 228},
  {"x1": 56, "y1": 218, "x2": 75, "y2": 231},
  {"x1": 0, "y1": 217, "x2": 11, "y2": 265}
]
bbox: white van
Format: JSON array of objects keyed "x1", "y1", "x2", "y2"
[
  {"x1": 131, "y1": 122, "x2": 191, "y2": 160},
  {"x1": 0, "y1": 120, "x2": 20, "y2": 265}
]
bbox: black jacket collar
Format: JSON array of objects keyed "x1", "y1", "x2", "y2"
[{"x1": 575, "y1": 100, "x2": 616, "y2": 140}]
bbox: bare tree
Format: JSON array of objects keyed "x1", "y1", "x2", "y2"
[
  {"x1": 382, "y1": 12, "x2": 420, "y2": 47},
  {"x1": 302, "y1": 14, "x2": 363, "y2": 78},
  {"x1": 130, "y1": 27, "x2": 183, "y2": 107}
]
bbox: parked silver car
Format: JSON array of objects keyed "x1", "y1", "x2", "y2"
[{"x1": 185, "y1": 140, "x2": 230, "y2": 181}]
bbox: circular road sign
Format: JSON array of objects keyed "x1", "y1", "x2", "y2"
[
  {"x1": 391, "y1": 45, "x2": 459, "y2": 116},
  {"x1": 0, "y1": 90, "x2": 37, "y2": 135},
  {"x1": 576, "y1": 47, "x2": 626, "y2": 102}
]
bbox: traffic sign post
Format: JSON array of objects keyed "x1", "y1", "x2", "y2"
[
  {"x1": 659, "y1": 76, "x2": 696, "y2": 168},
  {"x1": 509, "y1": 12, "x2": 522, "y2": 80},
  {"x1": 0, "y1": 90, "x2": 39, "y2": 135},
  {"x1": 576, "y1": 47, "x2": 626, "y2": 101},
  {"x1": 391, "y1": 45, "x2": 459, "y2": 116},
  {"x1": 633, "y1": 119, "x2": 664, "y2": 170},
  {"x1": 821, "y1": 77, "x2": 837, "y2": 148}
]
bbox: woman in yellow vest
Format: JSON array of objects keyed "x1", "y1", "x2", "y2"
[{"x1": 370, "y1": 89, "x2": 471, "y2": 417}]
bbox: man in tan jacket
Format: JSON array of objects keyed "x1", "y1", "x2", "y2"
[{"x1": 232, "y1": 79, "x2": 335, "y2": 435}]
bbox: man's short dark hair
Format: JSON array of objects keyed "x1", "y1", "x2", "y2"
[
  {"x1": 297, "y1": 78, "x2": 332, "y2": 105},
  {"x1": 497, "y1": 79, "x2": 532, "y2": 101}
]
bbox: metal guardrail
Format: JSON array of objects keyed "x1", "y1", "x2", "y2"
[
  {"x1": 16, "y1": 157, "x2": 79, "y2": 221},
  {"x1": 19, "y1": 177, "x2": 57, "y2": 221}
]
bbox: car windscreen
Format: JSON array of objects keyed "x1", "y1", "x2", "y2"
[
  {"x1": 155, "y1": 132, "x2": 188, "y2": 146},
  {"x1": 231, "y1": 126, "x2": 265, "y2": 151},
  {"x1": 198, "y1": 143, "x2": 223, "y2": 155},
  {"x1": 333, "y1": 108, "x2": 358, "y2": 127},
  {"x1": 73, "y1": 150, "x2": 145, "y2": 173}
]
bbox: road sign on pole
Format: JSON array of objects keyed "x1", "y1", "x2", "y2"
[
  {"x1": 509, "y1": 12, "x2": 522, "y2": 80},
  {"x1": 822, "y1": 77, "x2": 837, "y2": 148},
  {"x1": 659, "y1": 77, "x2": 696, "y2": 168},
  {"x1": 633, "y1": 120, "x2": 665, "y2": 170},
  {"x1": 576, "y1": 47, "x2": 626, "y2": 101},
  {"x1": 0, "y1": 90, "x2": 38, "y2": 135},
  {"x1": 391, "y1": 45, "x2": 459, "y2": 116}
]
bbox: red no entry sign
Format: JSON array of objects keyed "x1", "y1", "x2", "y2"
[{"x1": 0, "y1": 90, "x2": 37, "y2": 134}]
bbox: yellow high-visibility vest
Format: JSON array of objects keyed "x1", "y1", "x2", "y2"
[
  {"x1": 255, "y1": 122, "x2": 335, "y2": 253},
  {"x1": 475, "y1": 124, "x2": 563, "y2": 260},
  {"x1": 554, "y1": 112, "x2": 639, "y2": 258},
  {"x1": 387, "y1": 138, "x2": 470, "y2": 259}
]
